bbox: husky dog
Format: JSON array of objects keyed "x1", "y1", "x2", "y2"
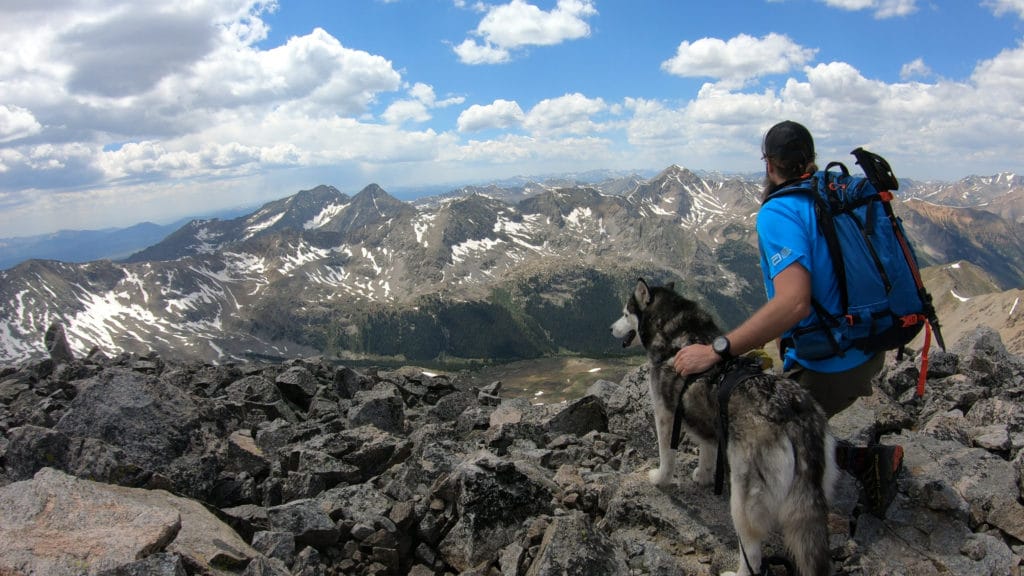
[{"x1": 611, "y1": 278, "x2": 837, "y2": 576}]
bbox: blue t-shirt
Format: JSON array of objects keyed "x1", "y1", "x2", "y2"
[{"x1": 757, "y1": 190, "x2": 874, "y2": 372}]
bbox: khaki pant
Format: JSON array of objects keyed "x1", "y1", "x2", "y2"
[{"x1": 789, "y1": 353, "x2": 884, "y2": 418}]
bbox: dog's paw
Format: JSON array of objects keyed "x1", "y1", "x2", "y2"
[
  {"x1": 648, "y1": 468, "x2": 672, "y2": 487},
  {"x1": 692, "y1": 465, "x2": 714, "y2": 486}
]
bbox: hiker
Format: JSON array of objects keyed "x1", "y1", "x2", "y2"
[{"x1": 671, "y1": 120, "x2": 903, "y2": 516}]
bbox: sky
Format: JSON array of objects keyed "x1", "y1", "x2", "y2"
[{"x1": 1, "y1": 0, "x2": 1023, "y2": 238}]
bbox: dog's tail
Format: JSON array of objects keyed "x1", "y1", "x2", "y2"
[
  {"x1": 780, "y1": 434, "x2": 836, "y2": 576},
  {"x1": 780, "y1": 492, "x2": 831, "y2": 576}
]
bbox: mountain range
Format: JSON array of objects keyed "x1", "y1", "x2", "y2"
[
  {"x1": 1, "y1": 165, "x2": 1022, "y2": 365},
  {"x1": 0, "y1": 206, "x2": 258, "y2": 270}
]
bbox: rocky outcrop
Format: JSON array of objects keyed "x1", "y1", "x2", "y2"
[{"x1": 0, "y1": 327, "x2": 1022, "y2": 575}]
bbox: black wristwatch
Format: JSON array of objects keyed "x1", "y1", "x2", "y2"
[{"x1": 712, "y1": 336, "x2": 733, "y2": 361}]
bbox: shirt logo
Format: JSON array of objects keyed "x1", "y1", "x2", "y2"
[{"x1": 770, "y1": 247, "x2": 792, "y2": 267}]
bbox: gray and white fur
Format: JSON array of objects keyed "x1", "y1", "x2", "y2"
[{"x1": 610, "y1": 278, "x2": 838, "y2": 576}]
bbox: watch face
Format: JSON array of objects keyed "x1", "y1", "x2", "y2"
[{"x1": 713, "y1": 336, "x2": 728, "y2": 354}]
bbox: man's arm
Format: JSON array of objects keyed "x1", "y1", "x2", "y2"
[{"x1": 673, "y1": 262, "x2": 811, "y2": 375}]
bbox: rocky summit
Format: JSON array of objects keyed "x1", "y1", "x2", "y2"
[{"x1": 1, "y1": 326, "x2": 1023, "y2": 576}]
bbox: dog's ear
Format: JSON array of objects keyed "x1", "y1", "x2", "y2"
[
  {"x1": 665, "y1": 281, "x2": 675, "y2": 292},
  {"x1": 634, "y1": 278, "x2": 651, "y2": 308}
]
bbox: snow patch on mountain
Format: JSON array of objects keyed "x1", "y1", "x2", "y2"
[
  {"x1": 0, "y1": 311, "x2": 34, "y2": 359},
  {"x1": 194, "y1": 226, "x2": 223, "y2": 254},
  {"x1": 565, "y1": 207, "x2": 592, "y2": 228},
  {"x1": 72, "y1": 290, "x2": 165, "y2": 352},
  {"x1": 452, "y1": 237, "x2": 503, "y2": 264},
  {"x1": 307, "y1": 266, "x2": 349, "y2": 289},
  {"x1": 165, "y1": 276, "x2": 225, "y2": 315},
  {"x1": 681, "y1": 185, "x2": 729, "y2": 229},
  {"x1": 306, "y1": 202, "x2": 350, "y2": 230},
  {"x1": 245, "y1": 211, "x2": 284, "y2": 239},
  {"x1": 362, "y1": 247, "x2": 387, "y2": 276},
  {"x1": 279, "y1": 242, "x2": 332, "y2": 275},
  {"x1": 495, "y1": 213, "x2": 545, "y2": 253},
  {"x1": 413, "y1": 212, "x2": 437, "y2": 248}
]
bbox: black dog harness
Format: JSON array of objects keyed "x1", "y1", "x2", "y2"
[
  {"x1": 668, "y1": 355, "x2": 799, "y2": 576},
  {"x1": 713, "y1": 357, "x2": 765, "y2": 495},
  {"x1": 666, "y1": 355, "x2": 765, "y2": 495}
]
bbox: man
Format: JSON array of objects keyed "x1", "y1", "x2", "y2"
[{"x1": 672, "y1": 120, "x2": 902, "y2": 516}]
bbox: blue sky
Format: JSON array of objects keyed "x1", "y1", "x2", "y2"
[{"x1": 1, "y1": 0, "x2": 1023, "y2": 237}]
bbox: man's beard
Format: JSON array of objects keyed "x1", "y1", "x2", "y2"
[{"x1": 761, "y1": 173, "x2": 774, "y2": 202}]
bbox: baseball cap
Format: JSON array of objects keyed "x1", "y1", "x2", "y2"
[{"x1": 762, "y1": 121, "x2": 814, "y2": 163}]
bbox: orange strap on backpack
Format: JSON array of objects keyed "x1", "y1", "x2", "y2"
[{"x1": 899, "y1": 313, "x2": 932, "y2": 397}]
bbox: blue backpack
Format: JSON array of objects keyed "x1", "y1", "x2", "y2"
[{"x1": 766, "y1": 148, "x2": 944, "y2": 393}]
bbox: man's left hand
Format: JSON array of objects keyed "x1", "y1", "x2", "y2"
[{"x1": 673, "y1": 344, "x2": 721, "y2": 376}]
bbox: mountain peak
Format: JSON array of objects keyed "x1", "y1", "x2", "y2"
[
  {"x1": 355, "y1": 183, "x2": 389, "y2": 198},
  {"x1": 292, "y1": 185, "x2": 348, "y2": 204},
  {"x1": 654, "y1": 164, "x2": 699, "y2": 182}
]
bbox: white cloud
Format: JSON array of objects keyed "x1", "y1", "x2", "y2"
[
  {"x1": 476, "y1": 0, "x2": 595, "y2": 48},
  {"x1": 453, "y1": 39, "x2": 511, "y2": 65},
  {"x1": 455, "y1": 0, "x2": 597, "y2": 64},
  {"x1": 409, "y1": 83, "x2": 437, "y2": 105},
  {"x1": 820, "y1": 0, "x2": 917, "y2": 18},
  {"x1": 446, "y1": 133, "x2": 614, "y2": 170},
  {"x1": 821, "y1": 0, "x2": 875, "y2": 8},
  {"x1": 900, "y1": 58, "x2": 933, "y2": 80},
  {"x1": 383, "y1": 83, "x2": 465, "y2": 125},
  {"x1": 661, "y1": 33, "x2": 817, "y2": 87},
  {"x1": 57, "y1": 7, "x2": 220, "y2": 98},
  {"x1": 0, "y1": 2, "x2": 406, "y2": 194},
  {"x1": 622, "y1": 38, "x2": 1024, "y2": 179},
  {"x1": 0, "y1": 105, "x2": 42, "y2": 143},
  {"x1": 875, "y1": 0, "x2": 917, "y2": 18},
  {"x1": 457, "y1": 99, "x2": 525, "y2": 132},
  {"x1": 971, "y1": 41, "x2": 1024, "y2": 105},
  {"x1": 984, "y1": 0, "x2": 1024, "y2": 18},
  {"x1": 178, "y1": 27, "x2": 401, "y2": 115},
  {"x1": 524, "y1": 93, "x2": 608, "y2": 135},
  {"x1": 383, "y1": 100, "x2": 431, "y2": 125}
]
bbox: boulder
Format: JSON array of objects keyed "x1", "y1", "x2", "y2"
[
  {"x1": 526, "y1": 511, "x2": 629, "y2": 576},
  {"x1": 267, "y1": 499, "x2": 339, "y2": 551},
  {"x1": 0, "y1": 468, "x2": 256, "y2": 576},
  {"x1": 855, "y1": 510, "x2": 1012, "y2": 575},
  {"x1": 544, "y1": 394, "x2": 608, "y2": 436},
  {"x1": 893, "y1": 431, "x2": 1024, "y2": 543},
  {"x1": 53, "y1": 367, "x2": 201, "y2": 473},
  {"x1": 44, "y1": 322, "x2": 75, "y2": 365},
  {"x1": 275, "y1": 366, "x2": 318, "y2": 410},
  {"x1": 348, "y1": 383, "x2": 406, "y2": 434},
  {"x1": 430, "y1": 451, "x2": 555, "y2": 572},
  {"x1": 333, "y1": 366, "x2": 373, "y2": 399}
]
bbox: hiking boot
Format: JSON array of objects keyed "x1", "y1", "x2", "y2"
[
  {"x1": 859, "y1": 445, "x2": 904, "y2": 516},
  {"x1": 835, "y1": 443, "x2": 904, "y2": 516}
]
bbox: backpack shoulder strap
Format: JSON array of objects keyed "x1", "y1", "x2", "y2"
[{"x1": 764, "y1": 171, "x2": 851, "y2": 317}]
